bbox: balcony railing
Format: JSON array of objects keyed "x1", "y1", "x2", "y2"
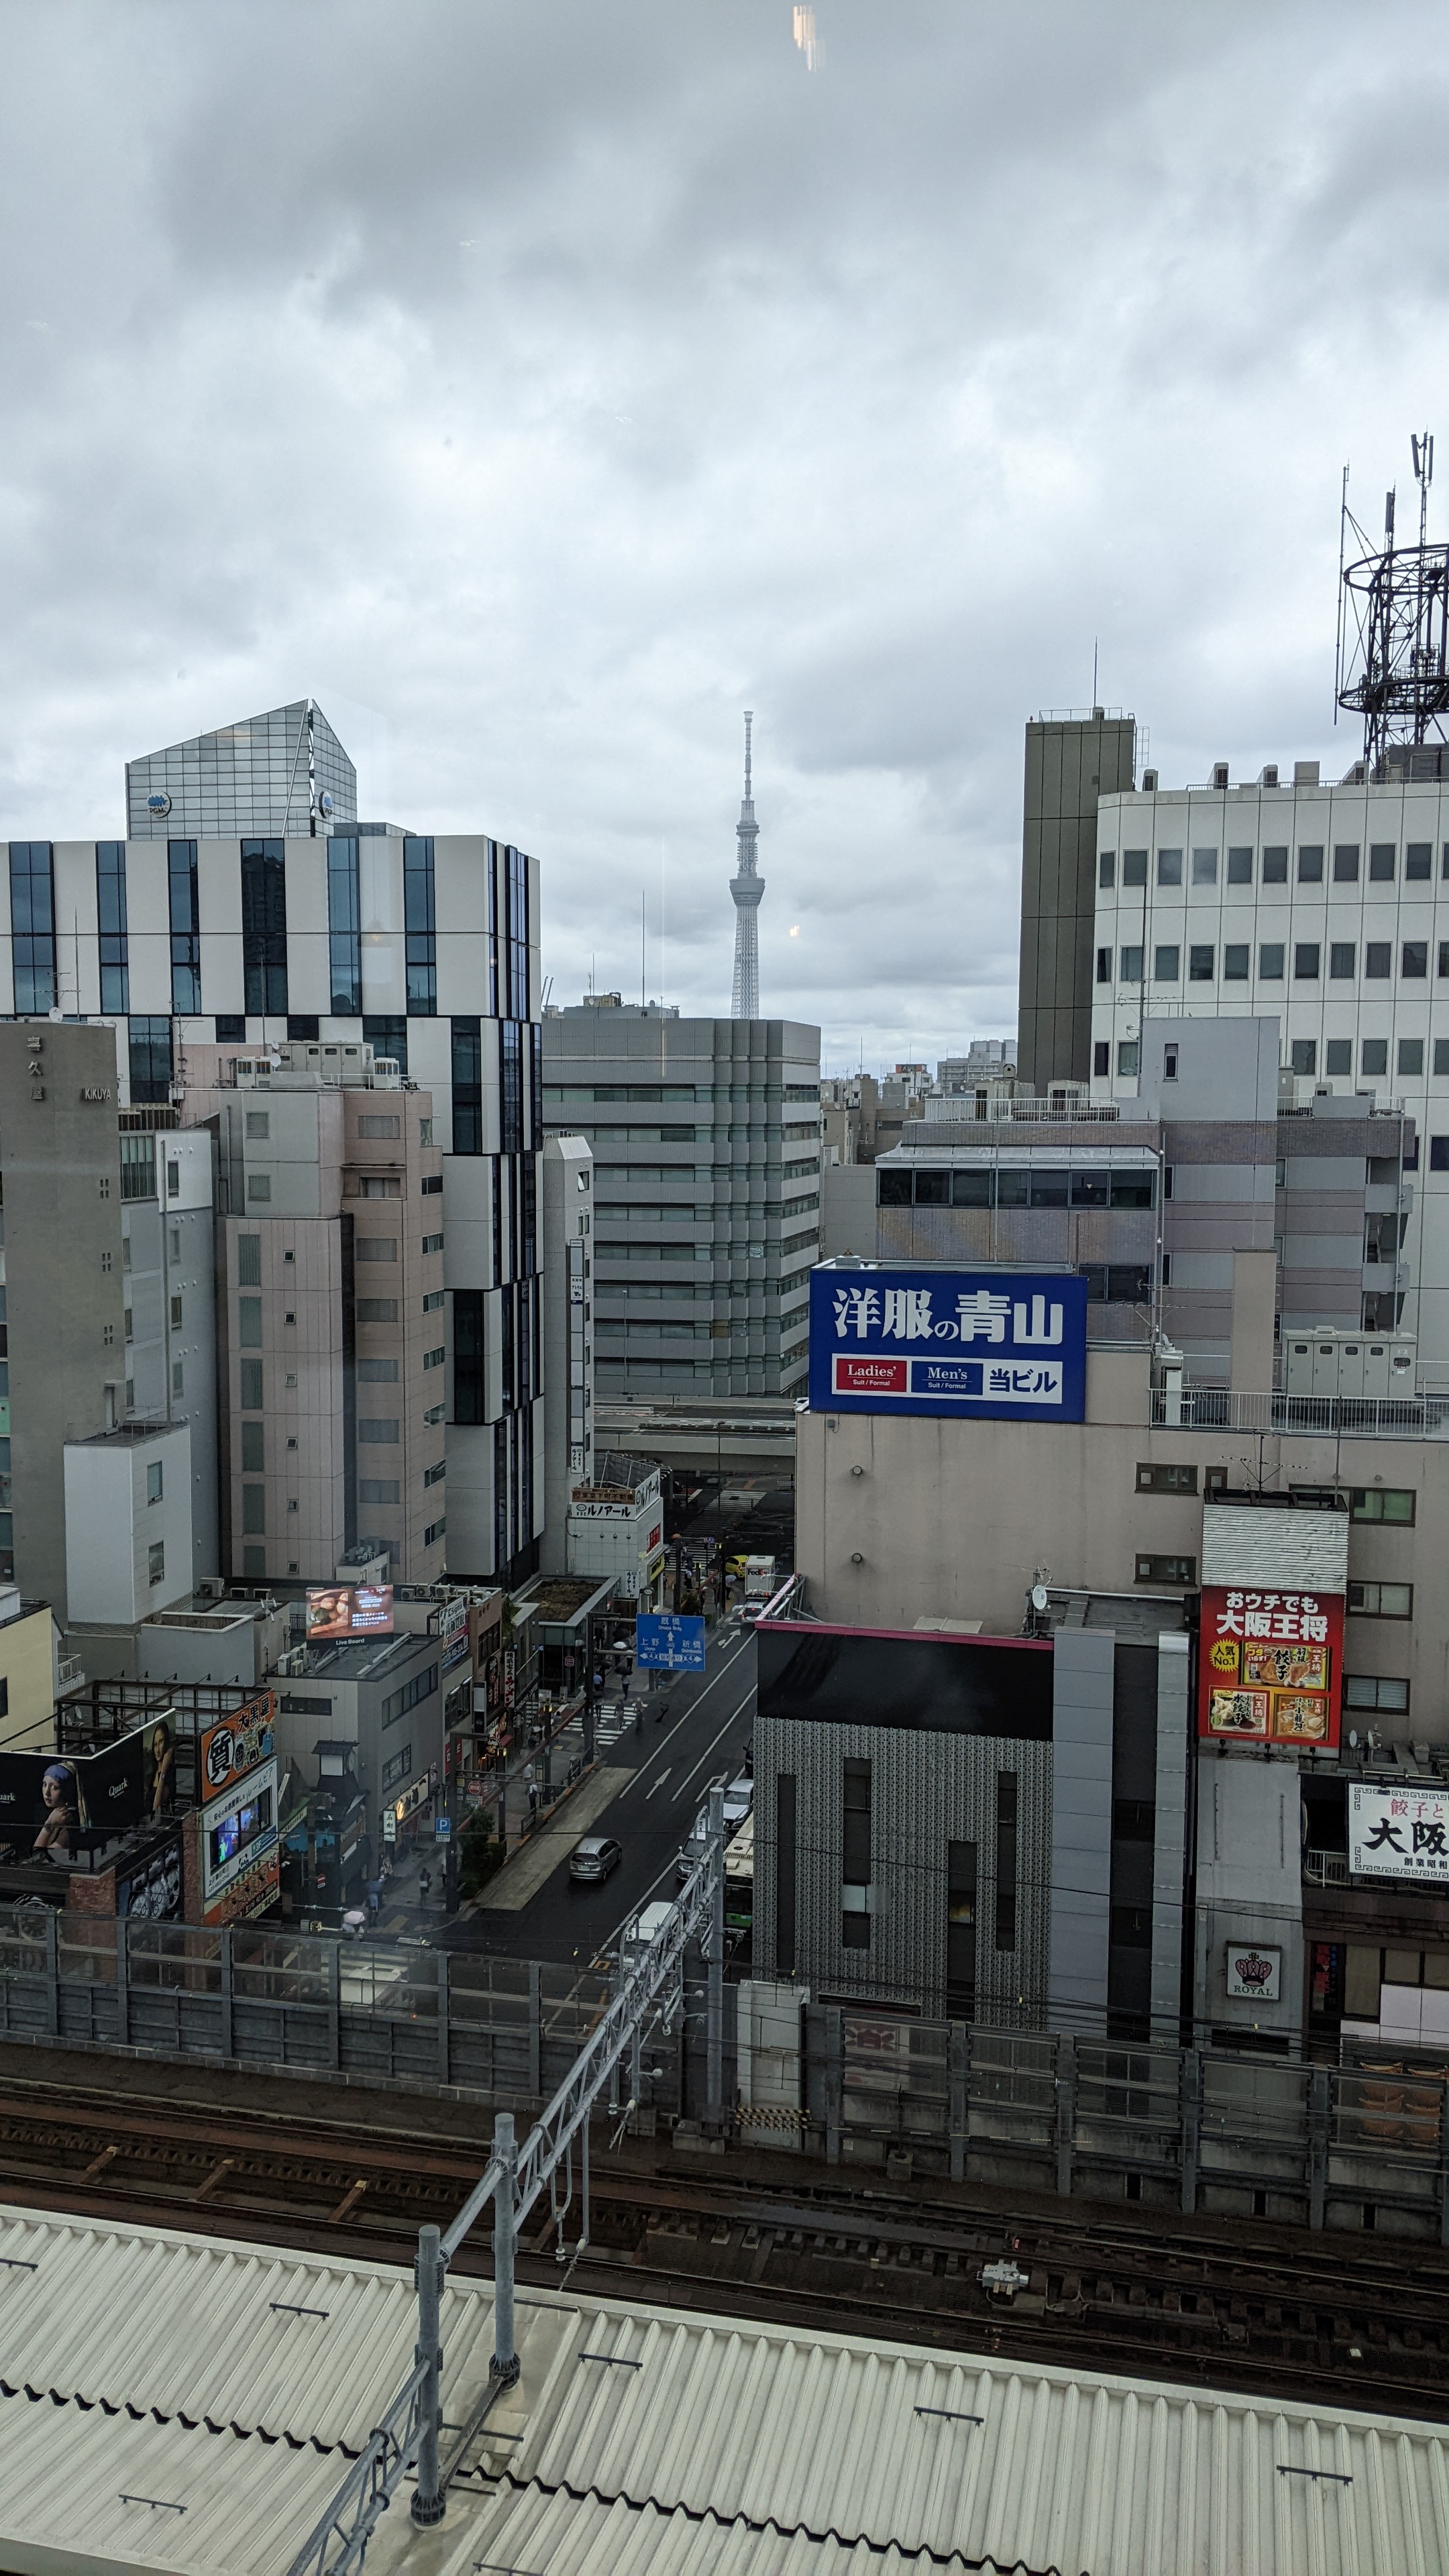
[
  {"x1": 1304, "y1": 1849, "x2": 1350, "y2": 1886},
  {"x1": 1150, "y1": 1388, "x2": 1449, "y2": 1440}
]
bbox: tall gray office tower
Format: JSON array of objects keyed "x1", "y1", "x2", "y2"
[
  {"x1": 730, "y1": 712, "x2": 763, "y2": 1019},
  {"x1": 1016, "y1": 709, "x2": 1136, "y2": 1092}
]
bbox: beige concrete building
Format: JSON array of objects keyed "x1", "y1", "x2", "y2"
[{"x1": 215, "y1": 1051, "x2": 445, "y2": 1584}]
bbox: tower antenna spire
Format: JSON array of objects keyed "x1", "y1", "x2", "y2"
[{"x1": 730, "y1": 709, "x2": 763, "y2": 1019}]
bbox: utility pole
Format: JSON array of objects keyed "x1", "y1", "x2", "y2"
[{"x1": 705, "y1": 1781, "x2": 726, "y2": 2130}]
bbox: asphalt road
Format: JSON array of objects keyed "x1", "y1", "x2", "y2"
[{"x1": 439, "y1": 1621, "x2": 757, "y2": 1967}]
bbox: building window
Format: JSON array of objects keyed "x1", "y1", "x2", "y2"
[
  {"x1": 1136, "y1": 1552, "x2": 1196, "y2": 1584},
  {"x1": 128, "y1": 1017, "x2": 173, "y2": 1106},
  {"x1": 1291, "y1": 1039, "x2": 1317, "y2": 1077},
  {"x1": 358, "y1": 1417, "x2": 400, "y2": 1443},
  {"x1": 241, "y1": 1485, "x2": 266, "y2": 1534},
  {"x1": 1093, "y1": 1041, "x2": 1110, "y2": 1077},
  {"x1": 1348, "y1": 1581, "x2": 1413, "y2": 1619},
  {"x1": 1365, "y1": 942, "x2": 1391, "y2": 979},
  {"x1": 995, "y1": 1770, "x2": 1017, "y2": 1951},
  {"x1": 215, "y1": 1013, "x2": 246, "y2": 1042},
  {"x1": 168, "y1": 840, "x2": 201, "y2": 1013},
  {"x1": 246, "y1": 1174, "x2": 272, "y2": 1201},
  {"x1": 451, "y1": 1016, "x2": 483, "y2": 1152},
  {"x1": 1224, "y1": 944, "x2": 1248, "y2": 980},
  {"x1": 1121, "y1": 849, "x2": 1147, "y2": 886},
  {"x1": 1325, "y1": 1039, "x2": 1352, "y2": 1075},
  {"x1": 424, "y1": 1517, "x2": 446, "y2": 1546},
  {"x1": 1095, "y1": 945, "x2": 1110, "y2": 984},
  {"x1": 1407, "y1": 841, "x2": 1432, "y2": 879},
  {"x1": 236, "y1": 1234, "x2": 262, "y2": 1287},
  {"x1": 1330, "y1": 943, "x2": 1356, "y2": 979},
  {"x1": 841, "y1": 1756, "x2": 871, "y2": 1950},
  {"x1": 359, "y1": 1478, "x2": 400, "y2": 1503},
  {"x1": 1399, "y1": 1038, "x2": 1424, "y2": 1076},
  {"x1": 453, "y1": 1288, "x2": 485, "y2": 1424},
  {"x1": 1349, "y1": 1487, "x2": 1415, "y2": 1523},
  {"x1": 1098, "y1": 851, "x2": 1115, "y2": 888},
  {"x1": 148, "y1": 1541, "x2": 165, "y2": 1585},
  {"x1": 363, "y1": 1016, "x2": 407, "y2": 1078},
  {"x1": 1157, "y1": 848, "x2": 1182, "y2": 886},
  {"x1": 1261, "y1": 846, "x2": 1288, "y2": 882},
  {"x1": 382, "y1": 1664, "x2": 437, "y2": 1727},
  {"x1": 1153, "y1": 945, "x2": 1179, "y2": 982},
  {"x1": 241, "y1": 1421, "x2": 264, "y2": 1472},
  {"x1": 357, "y1": 1358, "x2": 399, "y2": 1382},
  {"x1": 1227, "y1": 847, "x2": 1252, "y2": 883},
  {"x1": 1136, "y1": 1461, "x2": 1197, "y2": 1493},
  {"x1": 945, "y1": 1838, "x2": 977, "y2": 2015},
  {"x1": 1401, "y1": 942, "x2": 1428, "y2": 982},
  {"x1": 1333, "y1": 844, "x2": 1360, "y2": 882},
  {"x1": 1432, "y1": 1138, "x2": 1449, "y2": 1171},
  {"x1": 403, "y1": 836, "x2": 436, "y2": 1013},
  {"x1": 1191, "y1": 847, "x2": 1218, "y2": 885},
  {"x1": 96, "y1": 842, "x2": 129, "y2": 1011},
  {"x1": 240, "y1": 840, "x2": 287, "y2": 1014},
  {"x1": 1344, "y1": 1674, "x2": 1410, "y2": 1714},
  {"x1": 1362, "y1": 1039, "x2": 1388, "y2": 1077},
  {"x1": 1258, "y1": 943, "x2": 1284, "y2": 980},
  {"x1": 1189, "y1": 945, "x2": 1214, "y2": 981},
  {"x1": 500, "y1": 1021, "x2": 523, "y2": 1152},
  {"x1": 9, "y1": 842, "x2": 56, "y2": 1014},
  {"x1": 325, "y1": 834, "x2": 362, "y2": 1013},
  {"x1": 382, "y1": 1744, "x2": 413, "y2": 1794},
  {"x1": 146, "y1": 1460, "x2": 163, "y2": 1504},
  {"x1": 505, "y1": 841, "x2": 529, "y2": 1017},
  {"x1": 1116, "y1": 1040, "x2": 1139, "y2": 1079},
  {"x1": 1297, "y1": 845, "x2": 1324, "y2": 883},
  {"x1": 172, "y1": 1359, "x2": 184, "y2": 1397},
  {"x1": 239, "y1": 1358, "x2": 264, "y2": 1408},
  {"x1": 1436, "y1": 1042, "x2": 1449, "y2": 1076},
  {"x1": 1369, "y1": 843, "x2": 1397, "y2": 882},
  {"x1": 1294, "y1": 943, "x2": 1320, "y2": 981}
]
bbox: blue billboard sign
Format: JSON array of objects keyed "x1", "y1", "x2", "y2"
[
  {"x1": 636, "y1": 1613, "x2": 707, "y2": 1671},
  {"x1": 808, "y1": 1267, "x2": 1088, "y2": 1422}
]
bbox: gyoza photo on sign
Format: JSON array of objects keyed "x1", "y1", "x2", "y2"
[{"x1": 808, "y1": 1267, "x2": 1087, "y2": 1422}]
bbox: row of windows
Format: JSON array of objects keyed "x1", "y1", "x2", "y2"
[
  {"x1": 543, "y1": 1083, "x2": 810, "y2": 1106},
  {"x1": 4, "y1": 837, "x2": 529, "y2": 1024},
  {"x1": 1134, "y1": 1468, "x2": 1417, "y2": 1524},
  {"x1": 877, "y1": 1165, "x2": 1155, "y2": 1211},
  {"x1": 1101, "y1": 841, "x2": 1444, "y2": 890},
  {"x1": 1104, "y1": 938, "x2": 1447, "y2": 986},
  {"x1": 1104, "y1": 1035, "x2": 1447, "y2": 1083}
]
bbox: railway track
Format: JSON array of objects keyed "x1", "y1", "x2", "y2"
[{"x1": 1, "y1": 2073, "x2": 1446, "y2": 2420}]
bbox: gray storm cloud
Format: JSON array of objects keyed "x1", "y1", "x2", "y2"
[{"x1": 0, "y1": 0, "x2": 1445, "y2": 1067}]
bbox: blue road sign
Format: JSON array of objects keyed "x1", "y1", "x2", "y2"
[
  {"x1": 434, "y1": 1813, "x2": 452, "y2": 1841},
  {"x1": 636, "y1": 1612, "x2": 707, "y2": 1672}
]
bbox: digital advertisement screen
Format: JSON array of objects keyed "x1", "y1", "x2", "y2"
[
  {"x1": 202, "y1": 1757, "x2": 280, "y2": 1918},
  {"x1": 306, "y1": 1584, "x2": 394, "y2": 1640}
]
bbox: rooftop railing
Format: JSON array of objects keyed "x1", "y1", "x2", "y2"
[{"x1": 1150, "y1": 1387, "x2": 1449, "y2": 1439}]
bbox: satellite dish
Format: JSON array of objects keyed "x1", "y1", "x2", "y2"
[{"x1": 1031, "y1": 1584, "x2": 1049, "y2": 1613}]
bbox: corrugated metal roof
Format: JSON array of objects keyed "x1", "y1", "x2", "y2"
[
  {"x1": 0, "y1": 2202, "x2": 496, "y2": 2454},
  {"x1": 5, "y1": 2199, "x2": 1449, "y2": 2576}
]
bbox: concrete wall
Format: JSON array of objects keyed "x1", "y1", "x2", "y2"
[
  {"x1": 1, "y1": 1024, "x2": 127, "y2": 1621},
  {"x1": 795, "y1": 1354, "x2": 1449, "y2": 1738},
  {"x1": 63, "y1": 1424, "x2": 192, "y2": 1627},
  {"x1": 0, "y1": 1605, "x2": 58, "y2": 1753},
  {"x1": 1193, "y1": 1754, "x2": 1304, "y2": 2047},
  {"x1": 1047, "y1": 1628, "x2": 1114, "y2": 2033}
]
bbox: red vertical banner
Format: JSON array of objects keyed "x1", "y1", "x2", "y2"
[{"x1": 1198, "y1": 1585, "x2": 1343, "y2": 1748}]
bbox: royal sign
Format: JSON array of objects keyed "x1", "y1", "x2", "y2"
[
  {"x1": 1198, "y1": 1584, "x2": 1343, "y2": 1748},
  {"x1": 808, "y1": 1267, "x2": 1088, "y2": 1421}
]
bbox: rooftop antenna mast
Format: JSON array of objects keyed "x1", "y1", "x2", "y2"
[{"x1": 1337, "y1": 429, "x2": 1449, "y2": 774}]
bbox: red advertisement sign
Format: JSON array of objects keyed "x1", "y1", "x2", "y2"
[
  {"x1": 833, "y1": 1354, "x2": 908, "y2": 1395},
  {"x1": 1198, "y1": 1584, "x2": 1343, "y2": 1748}
]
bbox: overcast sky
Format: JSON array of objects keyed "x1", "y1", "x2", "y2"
[{"x1": 3, "y1": 1, "x2": 1447, "y2": 1071}]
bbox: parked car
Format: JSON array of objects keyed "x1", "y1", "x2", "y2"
[{"x1": 569, "y1": 1835, "x2": 623, "y2": 1884}]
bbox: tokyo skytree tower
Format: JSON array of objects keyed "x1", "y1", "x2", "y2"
[{"x1": 730, "y1": 710, "x2": 764, "y2": 1018}]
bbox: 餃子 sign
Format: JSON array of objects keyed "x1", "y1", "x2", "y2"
[{"x1": 1198, "y1": 1585, "x2": 1343, "y2": 1748}]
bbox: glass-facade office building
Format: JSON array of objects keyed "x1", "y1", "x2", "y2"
[{"x1": 3, "y1": 704, "x2": 544, "y2": 1585}]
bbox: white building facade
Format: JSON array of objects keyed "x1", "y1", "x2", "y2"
[{"x1": 1089, "y1": 762, "x2": 1449, "y2": 1374}]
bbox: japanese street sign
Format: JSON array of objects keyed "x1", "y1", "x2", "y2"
[
  {"x1": 636, "y1": 1613, "x2": 706, "y2": 1671},
  {"x1": 1350, "y1": 1784, "x2": 1449, "y2": 1882},
  {"x1": 434, "y1": 1813, "x2": 452, "y2": 1841},
  {"x1": 1197, "y1": 1583, "x2": 1343, "y2": 1748},
  {"x1": 808, "y1": 1268, "x2": 1087, "y2": 1421}
]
